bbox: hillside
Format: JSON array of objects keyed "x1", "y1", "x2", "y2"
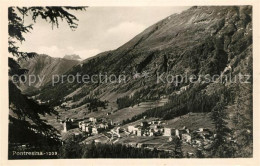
[
  {"x1": 18, "y1": 54, "x2": 79, "y2": 91},
  {"x1": 15, "y1": 6, "x2": 253, "y2": 158},
  {"x1": 38, "y1": 6, "x2": 252, "y2": 107}
]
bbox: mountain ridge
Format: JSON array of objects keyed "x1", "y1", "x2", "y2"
[
  {"x1": 29, "y1": 6, "x2": 252, "y2": 139},
  {"x1": 18, "y1": 54, "x2": 79, "y2": 90},
  {"x1": 37, "y1": 6, "x2": 252, "y2": 105}
]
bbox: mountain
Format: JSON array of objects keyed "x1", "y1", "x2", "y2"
[
  {"x1": 63, "y1": 54, "x2": 81, "y2": 61},
  {"x1": 38, "y1": 6, "x2": 252, "y2": 104},
  {"x1": 18, "y1": 54, "x2": 79, "y2": 91},
  {"x1": 35, "y1": 6, "x2": 252, "y2": 156},
  {"x1": 38, "y1": 6, "x2": 252, "y2": 148}
]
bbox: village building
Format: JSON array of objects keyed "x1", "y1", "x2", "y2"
[
  {"x1": 175, "y1": 128, "x2": 188, "y2": 138},
  {"x1": 92, "y1": 127, "x2": 99, "y2": 134},
  {"x1": 137, "y1": 143, "x2": 144, "y2": 148},
  {"x1": 164, "y1": 128, "x2": 175, "y2": 136},
  {"x1": 63, "y1": 121, "x2": 72, "y2": 132},
  {"x1": 78, "y1": 121, "x2": 82, "y2": 128},
  {"x1": 73, "y1": 133, "x2": 81, "y2": 140},
  {"x1": 89, "y1": 117, "x2": 97, "y2": 123},
  {"x1": 128, "y1": 125, "x2": 138, "y2": 133},
  {"x1": 85, "y1": 126, "x2": 92, "y2": 133},
  {"x1": 99, "y1": 123, "x2": 105, "y2": 129},
  {"x1": 182, "y1": 133, "x2": 192, "y2": 143},
  {"x1": 128, "y1": 125, "x2": 135, "y2": 132},
  {"x1": 140, "y1": 121, "x2": 148, "y2": 127},
  {"x1": 127, "y1": 142, "x2": 137, "y2": 147},
  {"x1": 198, "y1": 128, "x2": 204, "y2": 132},
  {"x1": 150, "y1": 124, "x2": 158, "y2": 130},
  {"x1": 137, "y1": 129, "x2": 144, "y2": 136},
  {"x1": 195, "y1": 128, "x2": 212, "y2": 139},
  {"x1": 81, "y1": 123, "x2": 86, "y2": 131}
]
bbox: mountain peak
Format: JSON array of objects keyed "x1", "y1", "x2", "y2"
[{"x1": 63, "y1": 54, "x2": 81, "y2": 61}]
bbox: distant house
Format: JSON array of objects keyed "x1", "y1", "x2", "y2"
[
  {"x1": 81, "y1": 123, "x2": 86, "y2": 131},
  {"x1": 99, "y1": 123, "x2": 105, "y2": 129},
  {"x1": 137, "y1": 143, "x2": 144, "y2": 148},
  {"x1": 182, "y1": 133, "x2": 191, "y2": 143},
  {"x1": 92, "y1": 127, "x2": 103, "y2": 134},
  {"x1": 180, "y1": 85, "x2": 189, "y2": 92},
  {"x1": 94, "y1": 139, "x2": 101, "y2": 143},
  {"x1": 168, "y1": 137, "x2": 173, "y2": 142},
  {"x1": 128, "y1": 125, "x2": 138, "y2": 133},
  {"x1": 89, "y1": 117, "x2": 97, "y2": 123},
  {"x1": 175, "y1": 128, "x2": 188, "y2": 138},
  {"x1": 151, "y1": 120, "x2": 161, "y2": 125},
  {"x1": 137, "y1": 129, "x2": 144, "y2": 136},
  {"x1": 92, "y1": 127, "x2": 99, "y2": 134},
  {"x1": 128, "y1": 142, "x2": 137, "y2": 147},
  {"x1": 63, "y1": 121, "x2": 72, "y2": 132},
  {"x1": 150, "y1": 124, "x2": 158, "y2": 130},
  {"x1": 140, "y1": 121, "x2": 148, "y2": 127},
  {"x1": 198, "y1": 128, "x2": 204, "y2": 132},
  {"x1": 73, "y1": 133, "x2": 81, "y2": 139},
  {"x1": 78, "y1": 121, "x2": 82, "y2": 128},
  {"x1": 85, "y1": 126, "x2": 92, "y2": 133},
  {"x1": 164, "y1": 128, "x2": 175, "y2": 136}
]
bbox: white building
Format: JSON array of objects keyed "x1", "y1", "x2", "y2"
[
  {"x1": 164, "y1": 128, "x2": 175, "y2": 136},
  {"x1": 89, "y1": 117, "x2": 97, "y2": 123},
  {"x1": 182, "y1": 133, "x2": 191, "y2": 143},
  {"x1": 128, "y1": 125, "x2": 138, "y2": 133},
  {"x1": 81, "y1": 123, "x2": 86, "y2": 131}
]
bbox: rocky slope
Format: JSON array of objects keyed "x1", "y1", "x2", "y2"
[
  {"x1": 18, "y1": 54, "x2": 79, "y2": 90},
  {"x1": 38, "y1": 6, "x2": 252, "y2": 105},
  {"x1": 33, "y1": 6, "x2": 252, "y2": 157}
]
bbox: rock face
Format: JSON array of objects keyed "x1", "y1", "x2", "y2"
[
  {"x1": 38, "y1": 6, "x2": 252, "y2": 104},
  {"x1": 63, "y1": 54, "x2": 81, "y2": 61},
  {"x1": 19, "y1": 54, "x2": 79, "y2": 90}
]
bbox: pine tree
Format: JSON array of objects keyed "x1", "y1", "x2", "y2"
[
  {"x1": 210, "y1": 93, "x2": 233, "y2": 157},
  {"x1": 171, "y1": 136, "x2": 183, "y2": 158},
  {"x1": 8, "y1": 6, "x2": 86, "y2": 159},
  {"x1": 231, "y1": 82, "x2": 253, "y2": 157}
]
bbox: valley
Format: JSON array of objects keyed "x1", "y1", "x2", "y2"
[{"x1": 9, "y1": 6, "x2": 253, "y2": 158}]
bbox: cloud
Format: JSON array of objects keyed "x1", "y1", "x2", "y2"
[
  {"x1": 18, "y1": 7, "x2": 190, "y2": 60},
  {"x1": 21, "y1": 22, "x2": 146, "y2": 60}
]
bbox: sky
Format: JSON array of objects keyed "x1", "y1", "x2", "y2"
[{"x1": 18, "y1": 7, "x2": 190, "y2": 60}]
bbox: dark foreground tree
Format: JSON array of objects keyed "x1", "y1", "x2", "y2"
[
  {"x1": 8, "y1": 6, "x2": 86, "y2": 159},
  {"x1": 209, "y1": 94, "x2": 234, "y2": 157}
]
